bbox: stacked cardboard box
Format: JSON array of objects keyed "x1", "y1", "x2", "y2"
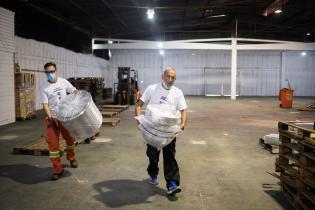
[{"x1": 15, "y1": 67, "x2": 36, "y2": 120}]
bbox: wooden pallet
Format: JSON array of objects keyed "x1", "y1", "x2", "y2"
[
  {"x1": 259, "y1": 138, "x2": 279, "y2": 154},
  {"x1": 100, "y1": 111, "x2": 118, "y2": 118},
  {"x1": 102, "y1": 118, "x2": 120, "y2": 126},
  {"x1": 13, "y1": 137, "x2": 67, "y2": 156},
  {"x1": 297, "y1": 104, "x2": 315, "y2": 112},
  {"x1": 16, "y1": 111, "x2": 37, "y2": 121},
  {"x1": 99, "y1": 108, "x2": 125, "y2": 113},
  {"x1": 99, "y1": 105, "x2": 129, "y2": 110}
]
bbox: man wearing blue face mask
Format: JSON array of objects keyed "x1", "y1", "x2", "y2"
[
  {"x1": 40, "y1": 62, "x2": 78, "y2": 180},
  {"x1": 135, "y1": 67, "x2": 188, "y2": 196}
]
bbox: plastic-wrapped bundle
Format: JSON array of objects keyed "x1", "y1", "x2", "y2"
[
  {"x1": 137, "y1": 104, "x2": 182, "y2": 149},
  {"x1": 138, "y1": 124, "x2": 175, "y2": 149},
  {"x1": 263, "y1": 133, "x2": 280, "y2": 145},
  {"x1": 137, "y1": 115, "x2": 181, "y2": 134},
  {"x1": 145, "y1": 104, "x2": 180, "y2": 126},
  {"x1": 55, "y1": 90, "x2": 102, "y2": 143}
]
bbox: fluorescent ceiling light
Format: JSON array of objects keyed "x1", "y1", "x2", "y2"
[
  {"x1": 147, "y1": 8, "x2": 155, "y2": 20},
  {"x1": 159, "y1": 50, "x2": 164, "y2": 55},
  {"x1": 207, "y1": 14, "x2": 226, "y2": 18},
  {"x1": 275, "y1": 9, "x2": 282, "y2": 14},
  {"x1": 301, "y1": 51, "x2": 306, "y2": 56}
]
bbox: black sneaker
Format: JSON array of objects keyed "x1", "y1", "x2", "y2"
[
  {"x1": 70, "y1": 159, "x2": 78, "y2": 168},
  {"x1": 51, "y1": 170, "x2": 64, "y2": 181}
]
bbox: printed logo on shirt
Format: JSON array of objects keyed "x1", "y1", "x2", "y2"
[
  {"x1": 159, "y1": 96, "x2": 167, "y2": 104},
  {"x1": 53, "y1": 87, "x2": 63, "y2": 100}
]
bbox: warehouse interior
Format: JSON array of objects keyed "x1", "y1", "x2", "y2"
[{"x1": 0, "y1": 0, "x2": 315, "y2": 209}]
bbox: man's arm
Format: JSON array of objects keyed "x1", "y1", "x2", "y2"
[
  {"x1": 43, "y1": 103, "x2": 52, "y2": 118},
  {"x1": 43, "y1": 103, "x2": 59, "y2": 130},
  {"x1": 135, "y1": 100, "x2": 144, "y2": 125},
  {"x1": 179, "y1": 109, "x2": 187, "y2": 130}
]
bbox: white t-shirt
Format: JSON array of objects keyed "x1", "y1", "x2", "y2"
[
  {"x1": 40, "y1": 77, "x2": 76, "y2": 117},
  {"x1": 140, "y1": 83, "x2": 187, "y2": 110}
]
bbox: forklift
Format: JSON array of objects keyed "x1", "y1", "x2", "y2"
[{"x1": 114, "y1": 67, "x2": 138, "y2": 105}]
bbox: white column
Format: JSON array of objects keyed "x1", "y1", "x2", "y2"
[{"x1": 231, "y1": 38, "x2": 237, "y2": 100}]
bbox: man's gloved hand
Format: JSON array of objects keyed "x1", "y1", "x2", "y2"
[{"x1": 49, "y1": 117, "x2": 59, "y2": 131}]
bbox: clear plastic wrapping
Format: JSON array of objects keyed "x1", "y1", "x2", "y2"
[
  {"x1": 55, "y1": 90, "x2": 102, "y2": 143},
  {"x1": 145, "y1": 104, "x2": 180, "y2": 125},
  {"x1": 137, "y1": 104, "x2": 182, "y2": 149}
]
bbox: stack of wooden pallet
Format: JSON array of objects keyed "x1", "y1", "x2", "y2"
[
  {"x1": 15, "y1": 67, "x2": 36, "y2": 120},
  {"x1": 99, "y1": 105, "x2": 129, "y2": 126},
  {"x1": 68, "y1": 77, "x2": 104, "y2": 104},
  {"x1": 276, "y1": 121, "x2": 315, "y2": 210},
  {"x1": 297, "y1": 104, "x2": 315, "y2": 112}
]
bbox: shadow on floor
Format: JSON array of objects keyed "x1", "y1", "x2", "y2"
[
  {"x1": 93, "y1": 179, "x2": 167, "y2": 208},
  {"x1": 264, "y1": 190, "x2": 295, "y2": 210},
  {"x1": 0, "y1": 164, "x2": 71, "y2": 184}
]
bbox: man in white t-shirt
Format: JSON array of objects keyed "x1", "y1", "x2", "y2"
[
  {"x1": 135, "y1": 67, "x2": 188, "y2": 196},
  {"x1": 40, "y1": 62, "x2": 78, "y2": 180}
]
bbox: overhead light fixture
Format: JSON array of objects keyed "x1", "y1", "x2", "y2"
[
  {"x1": 147, "y1": 8, "x2": 155, "y2": 20},
  {"x1": 207, "y1": 14, "x2": 226, "y2": 19},
  {"x1": 301, "y1": 51, "x2": 307, "y2": 56},
  {"x1": 159, "y1": 50, "x2": 164, "y2": 55},
  {"x1": 306, "y1": 32, "x2": 311, "y2": 36},
  {"x1": 263, "y1": 0, "x2": 288, "y2": 16},
  {"x1": 158, "y1": 42, "x2": 163, "y2": 48},
  {"x1": 108, "y1": 40, "x2": 113, "y2": 44}
]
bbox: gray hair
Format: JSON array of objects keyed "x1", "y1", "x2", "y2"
[{"x1": 163, "y1": 67, "x2": 176, "y2": 75}]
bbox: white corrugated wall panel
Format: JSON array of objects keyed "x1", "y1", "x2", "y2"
[
  {"x1": 0, "y1": 7, "x2": 15, "y2": 126},
  {"x1": 283, "y1": 51, "x2": 315, "y2": 96},
  {"x1": 238, "y1": 51, "x2": 281, "y2": 96},
  {"x1": 15, "y1": 36, "x2": 109, "y2": 109},
  {"x1": 110, "y1": 49, "x2": 315, "y2": 96}
]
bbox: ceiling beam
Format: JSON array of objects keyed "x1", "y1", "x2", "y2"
[
  {"x1": 101, "y1": 0, "x2": 128, "y2": 28},
  {"x1": 27, "y1": 2, "x2": 93, "y2": 37},
  {"x1": 68, "y1": 0, "x2": 110, "y2": 33}
]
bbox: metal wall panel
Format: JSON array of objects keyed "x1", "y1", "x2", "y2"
[
  {"x1": 282, "y1": 51, "x2": 315, "y2": 96},
  {"x1": 238, "y1": 51, "x2": 281, "y2": 96},
  {"x1": 15, "y1": 36, "x2": 109, "y2": 109},
  {"x1": 0, "y1": 7, "x2": 15, "y2": 126},
  {"x1": 109, "y1": 49, "x2": 315, "y2": 96}
]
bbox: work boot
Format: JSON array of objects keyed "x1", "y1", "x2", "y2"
[
  {"x1": 51, "y1": 170, "x2": 64, "y2": 181},
  {"x1": 70, "y1": 159, "x2": 78, "y2": 168},
  {"x1": 167, "y1": 181, "x2": 181, "y2": 196}
]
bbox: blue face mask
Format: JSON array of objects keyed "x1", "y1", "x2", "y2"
[
  {"x1": 161, "y1": 81, "x2": 173, "y2": 90},
  {"x1": 47, "y1": 72, "x2": 56, "y2": 81}
]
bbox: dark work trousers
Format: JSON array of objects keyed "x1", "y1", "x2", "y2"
[{"x1": 146, "y1": 138, "x2": 180, "y2": 188}]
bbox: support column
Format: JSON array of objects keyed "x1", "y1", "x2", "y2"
[{"x1": 231, "y1": 38, "x2": 237, "y2": 100}]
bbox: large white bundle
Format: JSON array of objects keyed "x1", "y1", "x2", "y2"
[
  {"x1": 137, "y1": 104, "x2": 182, "y2": 149},
  {"x1": 55, "y1": 90, "x2": 102, "y2": 143},
  {"x1": 263, "y1": 133, "x2": 280, "y2": 145},
  {"x1": 145, "y1": 104, "x2": 181, "y2": 126}
]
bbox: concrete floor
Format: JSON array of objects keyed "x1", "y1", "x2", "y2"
[{"x1": 0, "y1": 97, "x2": 314, "y2": 210}]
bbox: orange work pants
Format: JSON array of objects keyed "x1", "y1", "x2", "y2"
[{"x1": 44, "y1": 117, "x2": 75, "y2": 173}]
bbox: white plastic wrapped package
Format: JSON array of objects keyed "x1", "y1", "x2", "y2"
[
  {"x1": 138, "y1": 124, "x2": 175, "y2": 149},
  {"x1": 263, "y1": 133, "x2": 280, "y2": 145},
  {"x1": 137, "y1": 104, "x2": 182, "y2": 149},
  {"x1": 55, "y1": 90, "x2": 102, "y2": 143},
  {"x1": 137, "y1": 115, "x2": 181, "y2": 134},
  {"x1": 145, "y1": 104, "x2": 180, "y2": 126}
]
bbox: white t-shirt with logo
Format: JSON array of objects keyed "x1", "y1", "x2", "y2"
[
  {"x1": 140, "y1": 83, "x2": 187, "y2": 110},
  {"x1": 40, "y1": 77, "x2": 76, "y2": 117}
]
